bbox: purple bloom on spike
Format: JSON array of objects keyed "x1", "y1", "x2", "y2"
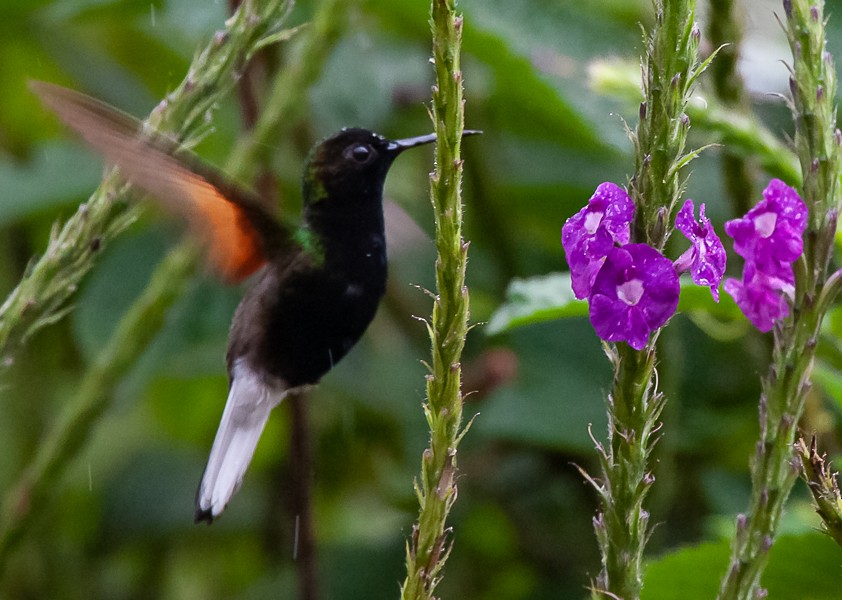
[
  {"x1": 724, "y1": 179, "x2": 807, "y2": 277},
  {"x1": 588, "y1": 244, "x2": 680, "y2": 350},
  {"x1": 674, "y1": 199, "x2": 726, "y2": 301},
  {"x1": 723, "y1": 264, "x2": 794, "y2": 333},
  {"x1": 561, "y1": 182, "x2": 634, "y2": 299},
  {"x1": 724, "y1": 179, "x2": 806, "y2": 331}
]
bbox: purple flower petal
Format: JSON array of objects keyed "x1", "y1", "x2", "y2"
[
  {"x1": 588, "y1": 244, "x2": 680, "y2": 350},
  {"x1": 723, "y1": 263, "x2": 794, "y2": 332},
  {"x1": 724, "y1": 179, "x2": 807, "y2": 276},
  {"x1": 562, "y1": 182, "x2": 634, "y2": 299},
  {"x1": 723, "y1": 179, "x2": 806, "y2": 331},
  {"x1": 674, "y1": 199, "x2": 727, "y2": 301}
]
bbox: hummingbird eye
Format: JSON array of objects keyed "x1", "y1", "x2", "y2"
[{"x1": 345, "y1": 143, "x2": 375, "y2": 164}]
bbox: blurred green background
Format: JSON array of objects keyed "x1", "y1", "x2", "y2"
[{"x1": 2, "y1": 0, "x2": 842, "y2": 598}]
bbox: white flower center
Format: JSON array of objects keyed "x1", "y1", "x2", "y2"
[
  {"x1": 617, "y1": 279, "x2": 644, "y2": 306},
  {"x1": 753, "y1": 212, "x2": 777, "y2": 238},
  {"x1": 584, "y1": 211, "x2": 604, "y2": 234}
]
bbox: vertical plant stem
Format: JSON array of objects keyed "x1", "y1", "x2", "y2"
[
  {"x1": 589, "y1": 2, "x2": 700, "y2": 599},
  {"x1": 227, "y1": 2, "x2": 319, "y2": 594},
  {"x1": 717, "y1": 1, "x2": 840, "y2": 598},
  {"x1": 289, "y1": 392, "x2": 318, "y2": 600},
  {"x1": 629, "y1": 0, "x2": 699, "y2": 252},
  {"x1": 400, "y1": 1, "x2": 469, "y2": 598},
  {"x1": 590, "y1": 343, "x2": 661, "y2": 600},
  {"x1": 0, "y1": 0, "x2": 346, "y2": 573}
]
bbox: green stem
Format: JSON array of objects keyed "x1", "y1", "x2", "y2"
[
  {"x1": 629, "y1": 0, "x2": 699, "y2": 250},
  {"x1": 591, "y1": 343, "x2": 663, "y2": 600},
  {"x1": 590, "y1": 2, "x2": 700, "y2": 598},
  {"x1": 0, "y1": 0, "x2": 347, "y2": 572},
  {"x1": 717, "y1": 1, "x2": 840, "y2": 598},
  {"x1": 400, "y1": 1, "x2": 469, "y2": 598}
]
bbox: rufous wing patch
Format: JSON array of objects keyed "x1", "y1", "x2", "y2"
[
  {"x1": 178, "y1": 176, "x2": 267, "y2": 281},
  {"x1": 31, "y1": 80, "x2": 274, "y2": 283}
]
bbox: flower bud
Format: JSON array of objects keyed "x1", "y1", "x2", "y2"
[{"x1": 691, "y1": 24, "x2": 701, "y2": 44}]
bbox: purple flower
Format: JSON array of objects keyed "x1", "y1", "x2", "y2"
[
  {"x1": 674, "y1": 199, "x2": 726, "y2": 301},
  {"x1": 724, "y1": 179, "x2": 807, "y2": 331},
  {"x1": 724, "y1": 179, "x2": 807, "y2": 277},
  {"x1": 588, "y1": 244, "x2": 680, "y2": 350},
  {"x1": 723, "y1": 264, "x2": 794, "y2": 332},
  {"x1": 562, "y1": 182, "x2": 634, "y2": 299}
]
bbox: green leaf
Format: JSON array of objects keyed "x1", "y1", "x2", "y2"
[
  {"x1": 72, "y1": 227, "x2": 169, "y2": 362},
  {"x1": 486, "y1": 273, "x2": 586, "y2": 335},
  {"x1": 676, "y1": 281, "x2": 745, "y2": 323},
  {"x1": 488, "y1": 272, "x2": 745, "y2": 336},
  {"x1": 0, "y1": 141, "x2": 101, "y2": 225},
  {"x1": 473, "y1": 319, "x2": 610, "y2": 452},
  {"x1": 643, "y1": 533, "x2": 842, "y2": 600}
]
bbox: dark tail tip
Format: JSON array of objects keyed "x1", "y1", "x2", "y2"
[{"x1": 194, "y1": 507, "x2": 215, "y2": 525}]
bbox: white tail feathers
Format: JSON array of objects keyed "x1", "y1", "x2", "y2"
[{"x1": 195, "y1": 362, "x2": 287, "y2": 523}]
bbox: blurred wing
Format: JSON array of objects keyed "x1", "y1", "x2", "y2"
[{"x1": 31, "y1": 81, "x2": 294, "y2": 282}]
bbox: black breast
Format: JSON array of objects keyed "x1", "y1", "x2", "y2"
[{"x1": 229, "y1": 232, "x2": 387, "y2": 387}]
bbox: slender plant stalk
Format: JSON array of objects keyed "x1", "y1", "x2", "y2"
[
  {"x1": 717, "y1": 1, "x2": 841, "y2": 598},
  {"x1": 400, "y1": 1, "x2": 469, "y2": 598},
  {"x1": 0, "y1": 0, "x2": 349, "y2": 572},
  {"x1": 629, "y1": 0, "x2": 701, "y2": 251},
  {"x1": 288, "y1": 392, "x2": 318, "y2": 600},
  {"x1": 0, "y1": 0, "x2": 292, "y2": 364},
  {"x1": 589, "y1": 344, "x2": 662, "y2": 600},
  {"x1": 588, "y1": 2, "x2": 701, "y2": 598},
  {"x1": 227, "y1": 2, "x2": 320, "y2": 595}
]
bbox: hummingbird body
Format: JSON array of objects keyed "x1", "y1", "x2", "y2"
[
  {"x1": 32, "y1": 82, "x2": 478, "y2": 523},
  {"x1": 226, "y1": 129, "x2": 391, "y2": 390},
  {"x1": 196, "y1": 131, "x2": 397, "y2": 521}
]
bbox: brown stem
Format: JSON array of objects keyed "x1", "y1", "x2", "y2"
[
  {"x1": 707, "y1": 0, "x2": 756, "y2": 216},
  {"x1": 289, "y1": 392, "x2": 318, "y2": 600},
  {"x1": 226, "y1": 3, "x2": 315, "y2": 598}
]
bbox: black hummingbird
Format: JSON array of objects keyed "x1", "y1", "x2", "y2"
[{"x1": 31, "y1": 81, "x2": 479, "y2": 522}]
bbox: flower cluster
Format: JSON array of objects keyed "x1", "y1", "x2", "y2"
[
  {"x1": 562, "y1": 183, "x2": 725, "y2": 350},
  {"x1": 723, "y1": 179, "x2": 807, "y2": 332}
]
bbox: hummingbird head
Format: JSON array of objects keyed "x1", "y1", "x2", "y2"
[{"x1": 302, "y1": 127, "x2": 438, "y2": 208}]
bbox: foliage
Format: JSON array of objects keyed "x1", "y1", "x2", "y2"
[{"x1": 2, "y1": 0, "x2": 842, "y2": 599}]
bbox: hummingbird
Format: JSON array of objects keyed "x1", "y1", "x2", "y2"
[{"x1": 31, "y1": 81, "x2": 479, "y2": 523}]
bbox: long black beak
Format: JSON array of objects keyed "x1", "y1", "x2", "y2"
[{"x1": 388, "y1": 129, "x2": 483, "y2": 153}]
